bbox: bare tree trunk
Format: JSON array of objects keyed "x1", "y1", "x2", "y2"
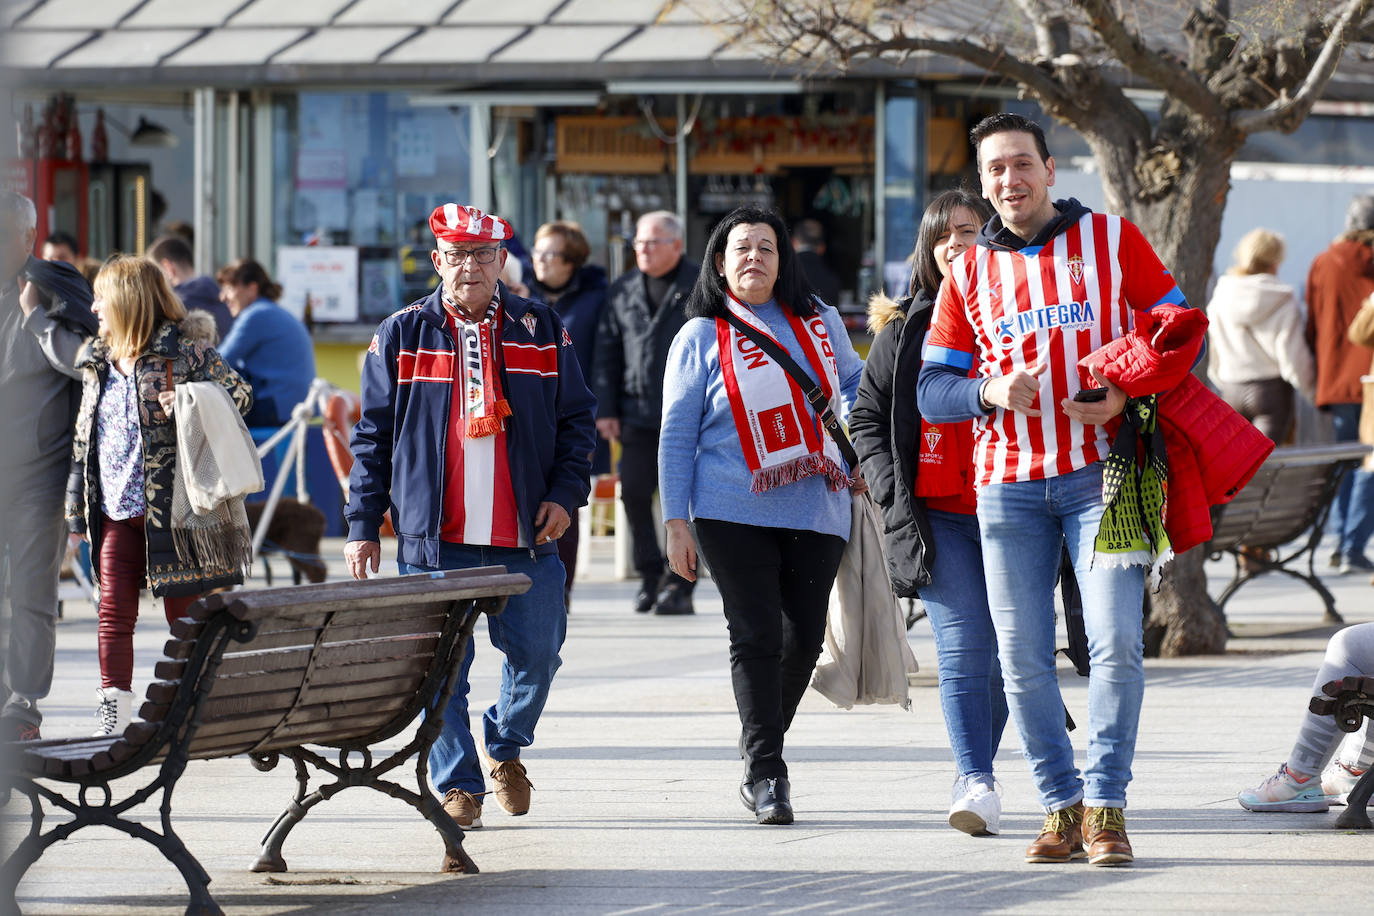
[{"x1": 1082, "y1": 128, "x2": 1239, "y2": 656}]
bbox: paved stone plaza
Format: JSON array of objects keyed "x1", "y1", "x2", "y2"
[{"x1": 3, "y1": 535, "x2": 1371, "y2": 914}]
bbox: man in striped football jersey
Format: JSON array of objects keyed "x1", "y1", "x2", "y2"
[{"x1": 918, "y1": 113, "x2": 1190, "y2": 867}]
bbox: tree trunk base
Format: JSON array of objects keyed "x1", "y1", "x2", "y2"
[{"x1": 1144, "y1": 548, "x2": 1228, "y2": 657}]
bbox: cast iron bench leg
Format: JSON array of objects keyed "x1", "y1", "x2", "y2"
[
  {"x1": 1335, "y1": 768, "x2": 1374, "y2": 830},
  {"x1": 2, "y1": 780, "x2": 222, "y2": 916}
]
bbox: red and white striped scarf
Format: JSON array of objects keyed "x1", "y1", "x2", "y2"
[
  {"x1": 715, "y1": 294, "x2": 851, "y2": 493},
  {"x1": 444, "y1": 292, "x2": 511, "y2": 438}
]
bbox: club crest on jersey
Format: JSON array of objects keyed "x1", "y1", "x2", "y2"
[
  {"x1": 1067, "y1": 255, "x2": 1085, "y2": 285},
  {"x1": 992, "y1": 300, "x2": 1097, "y2": 349},
  {"x1": 521, "y1": 314, "x2": 538, "y2": 336},
  {"x1": 924, "y1": 428, "x2": 942, "y2": 452}
]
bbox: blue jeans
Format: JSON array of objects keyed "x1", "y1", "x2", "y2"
[
  {"x1": 916, "y1": 509, "x2": 1007, "y2": 782},
  {"x1": 976, "y1": 462, "x2": 1145, "y2": 811},
  {"x1": 400, "y1": 544, "x2": 567, "y2": 795},
  {"x1": 1330, "y1": 404, "x2": 1374, "y2": 559}
]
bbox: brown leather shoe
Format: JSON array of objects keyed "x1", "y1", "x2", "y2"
[
  {"x1": 1025, "y1": 802, "x2": 1085, "y2": 863},
  {"x1": 1083, "y1": 806, "x2": 1134, "y2": 866},
  {"x1": 441, "y1": 788, "x2": 483, "y2": 829},
  {"x1": 489, "y1": 757, "x2": 533, "y2": 815}
]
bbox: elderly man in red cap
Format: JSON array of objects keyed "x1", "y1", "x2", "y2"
[{"x1": 345, "y1": 203, "x2": 597, "y2": 831}]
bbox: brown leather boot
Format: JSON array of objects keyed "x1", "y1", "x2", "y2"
[
  {"x1": 1025, "y1": 802, "x2": 1085, "y2": 863},
  {"x1": 1083, "y1": 806, "x2": 1134, "y2": 866}
]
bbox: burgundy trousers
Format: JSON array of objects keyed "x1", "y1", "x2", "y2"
[{"x1": 97, "y1": 513, "x2": 196, "y2": 690}]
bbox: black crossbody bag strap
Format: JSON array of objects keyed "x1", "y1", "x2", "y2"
[{"x1": 721, "y1": 310, "x2": 859, "y2": 470}]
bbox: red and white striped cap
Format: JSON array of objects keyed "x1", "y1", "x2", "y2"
[{"x1": 429, "y1": 203, "x2": 513, "y2": 244}]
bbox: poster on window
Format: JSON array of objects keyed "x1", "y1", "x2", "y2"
[{"x1": 277, "y1": 246, "x2": 359, "y2": 323}]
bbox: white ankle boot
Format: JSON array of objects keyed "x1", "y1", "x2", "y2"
[{"x1": 93, "y1": 687, "x2": 135, "y2": 737}]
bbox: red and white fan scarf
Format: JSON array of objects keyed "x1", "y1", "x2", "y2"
[
  {"x1": 716, "y1": 294, "x2": 851, "y2": 494},
  {"x1": 444, "y1": 293, "x2": 512, "y2": 438}
]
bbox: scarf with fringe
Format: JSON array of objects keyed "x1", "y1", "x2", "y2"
[
  {"x1": 445, "y1": 293, "x2": 511, "y2": 438},
  {"x1": 170, "y1": 381, "x2": 262, "y2": 575},
  {"x1": 716, "y1": 294, "x2": 851, "y2": 494},
  {"x1": 1095, "y1": 394, "x2": 1173, "y2": 589}
]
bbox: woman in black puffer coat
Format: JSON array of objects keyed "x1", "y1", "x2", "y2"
[{"x1": 849, "y1": 189, "x2": 1009, "y2": 837}]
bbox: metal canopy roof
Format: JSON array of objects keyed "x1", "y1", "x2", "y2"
[
  {"x1": 0, "y1": 0, "x2": 879, "y2": 88},
  {"x1": 3, "y1": 0, "x2": 1370, "y2": 103}
]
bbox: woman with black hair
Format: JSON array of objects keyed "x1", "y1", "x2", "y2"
[
  {"x1": 848, "y1": 189, "x2": 1010, "y2": 837},
  {"x1": 658, "y1": 206, "x2": 865, "y2": 825}
]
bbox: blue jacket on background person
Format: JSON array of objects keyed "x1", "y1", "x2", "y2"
[
  {"x1": 217, "y1": 297, "x2": 315, "y2": 428},
  {"x1": 345, "y1": 283, "x2": 598, "y2": 569}
]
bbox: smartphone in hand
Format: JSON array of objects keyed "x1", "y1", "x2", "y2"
[{"x1": 1073, "y1": 387, "x2": 1108, "y2": 403}]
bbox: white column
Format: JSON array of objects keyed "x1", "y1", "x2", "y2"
[
  {"x1": 192, "y1": 87, "x2": 216, "y2": 275},
  {"x1": 469, "y1": 103, "x2": 491, "y2": 211},
  {"x1": 250, "y1": 90, "x2": 274, "y2": 265},
  {"x1": 676, "y1": 94, "x2": 688, "y2": 245},
  {"x1": 874, "y1": 81, "x2": 886, "y2": 289}
]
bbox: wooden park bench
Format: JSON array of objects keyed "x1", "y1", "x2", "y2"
[
  {"x1": 1, "y1": 566, "x2": 530, "y2": 916},
  {"x1": 1205, "y1": 442, "x2": 1371, "y2": 625},
  {"x1": 1309, "y1": 674, "x2": 1374, "y2": 829}
]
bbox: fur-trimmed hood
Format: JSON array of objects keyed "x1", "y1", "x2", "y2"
[{"x1": 866, "y1": 292, "x2": 907, "y2": 335}]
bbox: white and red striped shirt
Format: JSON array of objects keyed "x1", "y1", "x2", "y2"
[
  {"x1": 924, "y1": 212, "x2": 1183, "y2": 486},
  {"x1": 439, "y1": 306, "x2": 521, "y2": 547}
]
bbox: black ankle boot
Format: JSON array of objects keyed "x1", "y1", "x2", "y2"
[
  {"x1": 751, "y1": 776, "x2": 793, "y2": 825},
  {"x1": 739, "y1": 771, "x2": 755, "y2": 811}
]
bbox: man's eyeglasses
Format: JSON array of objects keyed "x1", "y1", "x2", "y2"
[
  {"x1": 632, "y1": 238, "x2": 671, "y2": 250},
  {"x1": 438, "y1": 246, "x2": 501, "y2": 266}
]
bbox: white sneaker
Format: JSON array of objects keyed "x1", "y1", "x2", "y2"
[
  {"x1": 1321, "y1": 761, "x2": 1366, "y2": 806},
  {"x1": 93, "y1": 687, "x2": 135, "y2": 737},
  {"x1": 948, "y1": 775, "x2": 1001, "y2": 836}
]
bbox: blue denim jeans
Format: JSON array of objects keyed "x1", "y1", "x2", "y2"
[
  {"x1": 916, "y1": 509, "x2": 1007, "y2": 782},
  {"x1": 976, "y1": 462, "x2": 1146, "y2": 811},
  {"x1": 1330, "y1": 404, "x2": 1374, "y2": 559},
  {"x1": 400, "y1": 544, "x2": 567, "y2": 795}
]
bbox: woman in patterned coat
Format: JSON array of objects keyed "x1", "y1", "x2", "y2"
[{"x1": 65, "y1": 256, "x2": 252, "y2": 736}]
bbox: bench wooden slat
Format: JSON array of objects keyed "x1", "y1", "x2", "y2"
[
  {"x1": 156, "y1": 632, "x2": 441, "y2": 681},
  {"x1": 186, "y1": 693, "x2": 412, "y2": 744},
  {"x1": 145, "y1": 652, "x2": 443, "y2": 708},
  {"x1": 141, "y1": 671, "x2": 433, "y2": 725},
  {"x1": 190, "y1": 568, "x2": 521, "y2": 623},
  {"x1": 163, "y1": 638, "x2": 196, "y2": 660},
  {"x1": 187, "y1": 709, "x2": 407, "y2": 759},
  {"x1": 217, "y1": 613, "x2": 449, "y2": 655},
  {"x1": 170, "y1": 618, "x2": 205, "y2": 640}
]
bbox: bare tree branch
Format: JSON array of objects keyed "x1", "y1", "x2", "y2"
[
  {"x1": 1074, "y1": 0, "x2": 1227, "y2": 121},
  {"x1": 1234, "y1": 0, "x2": 1374, "y2": 132},
  {"x1": 1010, "y1": 0, "x2": 1070, "y2": 60}
]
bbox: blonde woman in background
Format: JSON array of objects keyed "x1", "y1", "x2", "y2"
[
  {"x1": 67, "y1": 257, "x2": 252, "y2": 736},
  {"x1": 1206, "y1": 229, "x2": 1315, "y2": 443}
]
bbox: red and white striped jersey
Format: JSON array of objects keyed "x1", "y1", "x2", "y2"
[
  {"x1": 440, "y1": 310, "x2": 521, "y2": 547},
  {"x1": 924, "y1": 211, "x2": 1184, "y2": 486}
]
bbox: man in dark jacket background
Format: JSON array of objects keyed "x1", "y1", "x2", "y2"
[
  {"x1": 592, "y1": 211, "x2": 698, "y2": 615},
  {"x1": 0, "y1": 191, "x2": 90, "y2": 742},
  {"x1": 345, "y1": 203, "x2": 596, "y2": 834},
  {"x1": 147, "y1": 234, "x2": 234, "y2": 342},
  {"x1": 1306, "y1": 194, "x2": 1374, "y2": 574}
]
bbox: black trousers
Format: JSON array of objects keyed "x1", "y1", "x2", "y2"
[
  {"x1": 619, "y1": 424, "x2": 693, "y2": 593},
  {"x1": 693, "y1": 518, "x2": 845, "y2": 782}
]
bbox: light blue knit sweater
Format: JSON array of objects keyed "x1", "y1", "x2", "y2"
[{"x1": 658, "y1": 300, "x2": 864, "y2": 540}]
